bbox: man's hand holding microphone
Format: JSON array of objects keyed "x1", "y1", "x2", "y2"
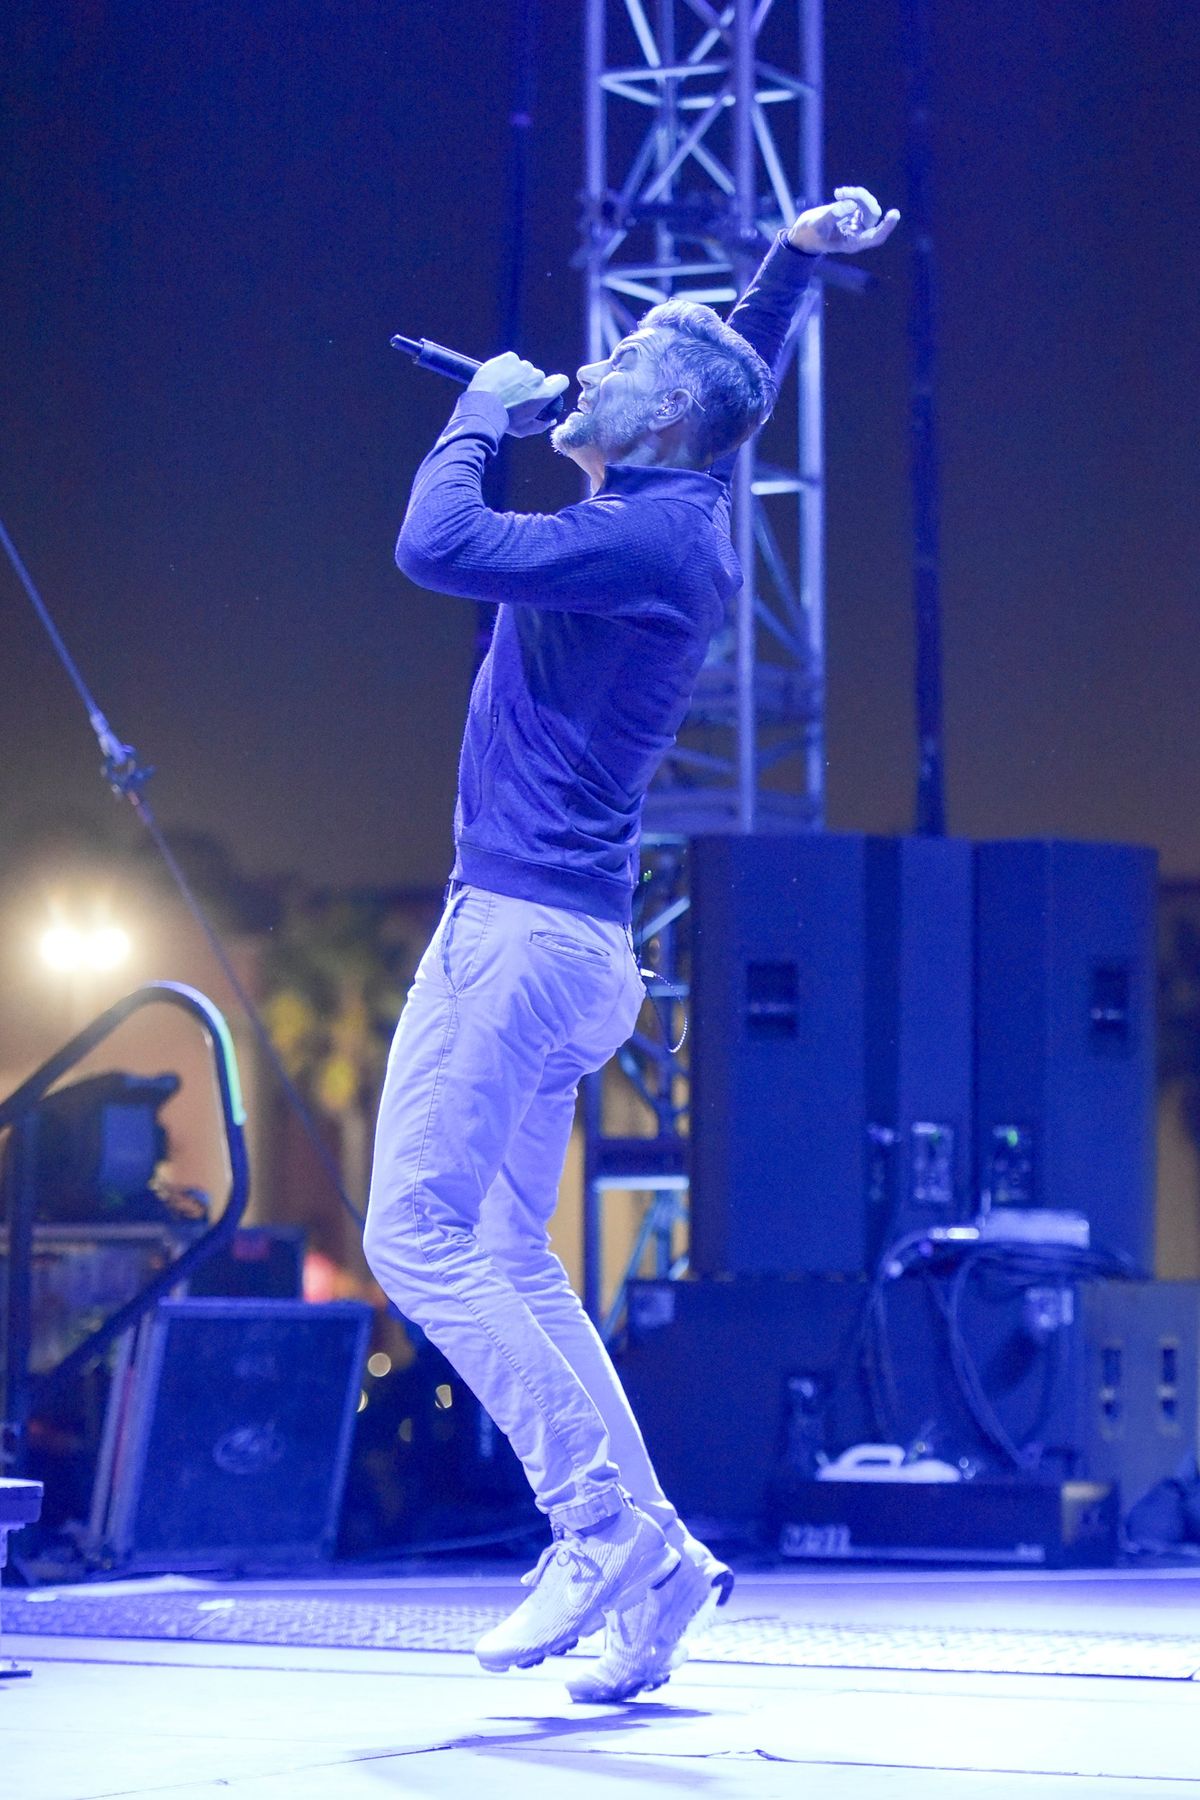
[{"x1": 466, "y1": 353, "x2": 571, "y2": 438}]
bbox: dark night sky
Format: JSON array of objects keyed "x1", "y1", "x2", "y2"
[{"x1": 2, "y1": 0, "x2": 1198, "y2": 892}]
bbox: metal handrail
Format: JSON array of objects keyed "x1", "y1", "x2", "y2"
[{"x1": 1, "y1": 983, "x2": 250, "y2": 1459}]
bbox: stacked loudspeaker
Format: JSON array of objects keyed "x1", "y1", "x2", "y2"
[
  {"x1": 615, "y1": 835, "x2": 1178, "y2": 1550},
  {"x1": 688, "y1": 835, "x2": 1158, "y2": 1275}
]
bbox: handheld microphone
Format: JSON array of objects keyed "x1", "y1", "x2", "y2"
[{"x1": 389, "y1": 334, "x2": 566, "y2": 422}]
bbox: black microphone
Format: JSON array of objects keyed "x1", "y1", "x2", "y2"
[{"x1": 389, "y1": 334, "x2": 566, "y2": 422}]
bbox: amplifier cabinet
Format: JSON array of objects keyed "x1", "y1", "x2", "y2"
[
  {"x1": 94, "y1": 1298, "x2": 371, "y2": 1572},
  {"x1": 618, "y1": 1276, "x2": 1200, "y2": 1532}
]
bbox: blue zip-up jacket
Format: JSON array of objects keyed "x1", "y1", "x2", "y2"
[{"x1": 396, "y1": 234, "x2": 817, "y2": 924}]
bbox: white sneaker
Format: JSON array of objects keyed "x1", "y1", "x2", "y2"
[
  {"x1": 474, "y1": 1501, "x2": 679, "y2": 1673},
  {"x1": 566, "y1": 1534, "x2": 733, "y2": 1703}
]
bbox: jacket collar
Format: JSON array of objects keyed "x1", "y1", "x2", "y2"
[{"x1": 596, "y1": 462, "x2": 724, "y2": 514}]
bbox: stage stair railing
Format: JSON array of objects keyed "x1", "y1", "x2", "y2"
[{"x1": 0, "y1": 982, "x2": 250, "y2": 1478}]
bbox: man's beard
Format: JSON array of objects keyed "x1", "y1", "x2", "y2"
[{"x1": 551, "y1": 391, "x2": 659, "y2": 463}]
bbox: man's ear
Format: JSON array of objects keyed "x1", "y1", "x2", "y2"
[{"x1": 651, "y1": 388, "x2": 690, "y2": 431}]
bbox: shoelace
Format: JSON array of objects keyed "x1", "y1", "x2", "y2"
[
  {"x1": 519, "y1": 1531, "x2": 600, "y2": 1590},
  {"x1": 520, "y1": 1542, "x2": 560, "y2": 1589}
]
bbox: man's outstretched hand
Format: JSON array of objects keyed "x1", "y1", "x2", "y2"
[
  {"x1": 467, "y1": 352, "x2": 571, "y2": 437},
  {"x1": 788, "y1": 186, "x2": 900, "y2": 255}
]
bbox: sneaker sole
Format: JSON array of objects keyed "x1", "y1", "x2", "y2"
[{"x1": 477, "y1": 1542, "x2": 681, "y2": 1674}]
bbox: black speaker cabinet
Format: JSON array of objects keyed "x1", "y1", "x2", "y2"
[
  {"x1": 689, "y1": 833, "x2": 975, "y2": 1275},
  {"x1": 93, "y1": 1298, "x2": 371, "y2": 1571},
  {"x1": 974, "y1": 840, "x2": 1157, "y2": 1270},
  {"x1": 618, "y1": 1276, "x2": 1200, "y2": 1532}
]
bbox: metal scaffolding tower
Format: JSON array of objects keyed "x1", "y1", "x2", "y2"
[
  {"x1": 584, "y1": 0, "x2": 827, "y2": 836},
  {"x1": 580, "y1": 0, "x2": 832, "y2": 1329}
]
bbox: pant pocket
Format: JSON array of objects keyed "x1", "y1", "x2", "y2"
[
  {"x1": 528, "y1": 929, "x2": 611, "y2": 969},
  {"x1": 440, "y1": 889, "x2": 493, "y2": 995}
]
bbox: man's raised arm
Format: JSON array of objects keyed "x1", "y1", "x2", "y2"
[{"x1": 713, "y1": 185, "x2": 900, "y2": 481}]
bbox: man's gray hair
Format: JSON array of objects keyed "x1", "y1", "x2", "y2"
[{"x1": 639, "y1": 298, "x2": 777, "y2": 464}]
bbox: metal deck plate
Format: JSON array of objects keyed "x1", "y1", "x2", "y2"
[{"x1": 6, "y1": 1591, "x2": 1200, "y2": 1679}]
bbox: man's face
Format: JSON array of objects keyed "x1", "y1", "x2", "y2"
[{"x1": 551, "y1": 328, "x2": 668, "y2": 475}]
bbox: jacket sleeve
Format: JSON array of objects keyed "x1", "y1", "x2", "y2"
[
  {"x1": 710, "y1": 233, "x2": 821, "y2": 486},
  {"x1": 395, "y1": 392, "x2": 674, "y2": 613}
]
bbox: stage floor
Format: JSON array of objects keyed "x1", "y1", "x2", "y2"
[{"x1": 5, "y1": 1562, "x2": 1200, "y2": 1798}]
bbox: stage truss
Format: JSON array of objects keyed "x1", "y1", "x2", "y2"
[
  {"x1": 584, "y1": 0, "x2": 827, "y2": 838},
  {"x1": 579, "y1": 0, "x2": 837, "y2": 1330}
]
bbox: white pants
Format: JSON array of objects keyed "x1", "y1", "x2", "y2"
[{"x1": 364, "y1": 883, "x2": 682, "y2": 1540}]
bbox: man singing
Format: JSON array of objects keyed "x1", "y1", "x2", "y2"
[{"x1": 364, "y1": 187, "x2": 899, "y2": 1699}]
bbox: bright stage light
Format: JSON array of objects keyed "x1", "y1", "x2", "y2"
[
  {"x1": 39, "y1": 920, "x2": 132, "y2": 973},
  {"x1": 39, "y1": 924, "x2": 85, "y2": 971},
  {"x1": 86, "y1": 925, "x2": 131, "y2": 971}
]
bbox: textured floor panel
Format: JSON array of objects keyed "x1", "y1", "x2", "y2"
[{"x1": 6, "y1": 1591, "x2": 1200, "y2": 1679}]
